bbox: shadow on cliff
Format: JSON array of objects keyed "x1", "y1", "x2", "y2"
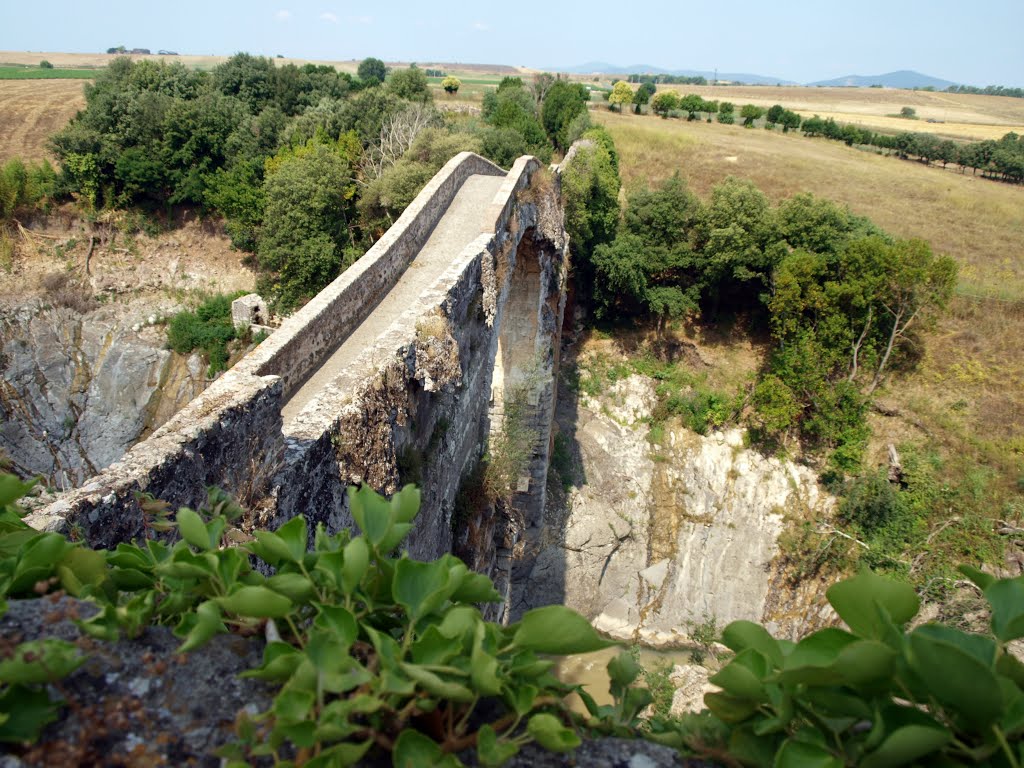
[{"x1": 507, "y1": 333, "x2": 586, "y2": 620}]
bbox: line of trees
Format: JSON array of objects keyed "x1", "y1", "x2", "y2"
[
  {"x1": 946, "y1": 84, "x2": 1024, "y2": 99},
  {"x1": 637, "y1": 86, "x2": 1024, "y2": 184}
]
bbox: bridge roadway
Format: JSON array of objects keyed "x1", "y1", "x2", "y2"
[{"x1": 280, "y1": 173, "x2": 506, "y2": 424}]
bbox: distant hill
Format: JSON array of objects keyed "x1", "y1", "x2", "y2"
[
  {"x1": 551, "y1": 62, "x2": 797, "y2": 86},
  {"x1": 807, "y1": 70, "x2": 957, "y2": 89}
]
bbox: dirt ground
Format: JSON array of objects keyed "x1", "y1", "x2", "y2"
[
  {"x1": 3, "y1": 207, "x2": 255, "y2": 307},
  {"x1": 0, "y1": 80, "x2": 87, "y2": 163}
]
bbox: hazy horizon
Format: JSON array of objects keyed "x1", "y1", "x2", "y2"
[{"x1": 2, "y1": 0, "x2": 1021, "y2": 87}]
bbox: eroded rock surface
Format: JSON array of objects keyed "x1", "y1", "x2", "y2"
[
  {"x1": 1, "y1": 300, "x2": 206, "y2": 487},
  {"x1": 514, "y1": 372, "x2": 834, "y2": 643}
]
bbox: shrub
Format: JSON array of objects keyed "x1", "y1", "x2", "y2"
[{"x1": 166, "y1": 292, "x2": 243, "y2": 375}]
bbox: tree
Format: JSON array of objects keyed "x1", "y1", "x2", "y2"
[
  {"x1": 632, "y1": 82, "x2": 656, "y2": 113},
  {"x1": 651, "y1": 92, "x2": 679, "y2": 118},
  {"x1": 608, "y1": 81, "x2": 634, "y2": 113},
  {"x1": 765, "y1": 104, "x2": 785, "y2": 128},
  {"x1": 899, "y1": 106, "x2": 916, "y2": 118},
  {"x1": 357, "y1": 57, "x2": 387, "y2": 86},
  {"x1": 531, "y1": 72, "x2": 556, "y2": 106},
  {"x1": 679, "y1": 94, "x2": 704, "y2": 121},
  {"x1": 441, "y1": 76, "x2": 461, "y2": 95},
  {"x1": 39, "y1": 60, "x2": 53, "y2": 69},
  {"x1": 740, "y1": 104, "x2": 764, "y2": 127},
  {"x1": 259, "y1": 140, "x2": 361, "y2": 310},
  {"x1": 541, "y1": 81, "x2": 589, "y2": 151},
  {"x1": 387, "y1": 65, "x2": 430, "y2": 103},
  {"x1": 717, "y1": 101, "x2": 735, "y2": 124},
  {"x1": 780, "y1": 109, "x2": 802, "y2": 133}
]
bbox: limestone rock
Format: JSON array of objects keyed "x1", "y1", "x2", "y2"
[
  {"x1": 0, "y1": 301, "x2": 206, "y2": 487},
  {"x1": 668, "y1": 665, "x2": 719, "y2": 717}
]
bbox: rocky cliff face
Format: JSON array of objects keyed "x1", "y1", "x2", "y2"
[
  {"x1": 0, "y1": 299, "x2": 206, "y2": 488},
  {"x1": 513, "y1": 372, "x2": 835, "y2": 644}
]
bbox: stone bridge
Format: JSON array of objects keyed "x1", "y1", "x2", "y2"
[{"x1": 28, "y1": 152, "x2": 570, "y2": 611}]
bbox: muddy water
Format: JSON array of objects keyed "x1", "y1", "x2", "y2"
[{"x1": 556, "y1": 646, "x2": 695, "y2": 713}]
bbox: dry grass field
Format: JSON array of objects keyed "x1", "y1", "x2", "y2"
[
  {"x1": 0, "y1": 79, "x2": 86, "y2": 163},
  {"x1": 596, "y1": 108, "x2": 1024, "y2": 496},
  {"x1": 603, "y1": 83, "x2": 1024, "y2": 141}
]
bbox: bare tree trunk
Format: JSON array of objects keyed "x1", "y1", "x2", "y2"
[
  {"x1": 848, "y1": 306, "x2": 873, "y2": 382},
  {"x1": 868, "y1": 306, "x2": 903, "y2": 394}
]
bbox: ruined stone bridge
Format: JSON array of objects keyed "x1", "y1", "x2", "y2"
[{"x1": 28, "y1": 152, "x2": 570, "y2": 607}]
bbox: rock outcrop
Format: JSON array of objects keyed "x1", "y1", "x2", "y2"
[
  {"x1": 0, "y1": 300, "x2": 206, "y2": 488},
  {"x1": 513, "y1": 373, "x2": 834, "y2": 643}
]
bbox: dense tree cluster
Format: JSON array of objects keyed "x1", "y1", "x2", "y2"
[
  {"x1": 946, "y1": 83, "x2": 1024, "y2": 99},
  {"x1": 49, "y1": 58, "x2": 592, "y2": 311},
  {"x1": 590, "y1": 175, "x2": 957, "y2": 472}
]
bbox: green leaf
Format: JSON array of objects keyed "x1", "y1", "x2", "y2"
[
  {"x1": 909, "y1": 624, "x2": 1003, "y2": 727},
  {"x1": 711, "y1": 650, "x2": 770, "y2": 701},
  {"x1": 722, "y1": 620, "x2": 784, "y2": 667},
  {"x1": 985, "y1": 576, "x2": 1024, "y2": 642},
  {"x1": 0, "y1": 639, "x2": 82, "y2": 684},
  {"x1": 774, "y1": 738, "x2": 843, "y2": 768},
  {"x1": 402, "y1": 662, "x2": 474, "y2": 702},
  {"x1": 10, "y1": 532, "x2": 73, "y2": 594},
  {"x1": 178, "y1": 600, "x2": 228, "y2": 652},
  {"x1": 393, "y1": 558, "x2": 454, "y2": 621},
  {"x1": 176, "y1": 507, "x2": 212, "y2": 550},
  {"x1": 451, "y1": 570, "x2": 502, "y2": 604},
  {"x1": 275, "y1": 515, "x2": 308, "y2": 562},
  {"x1": 0, "y1": 474, "x2": 36, "y2": 508},
  {"x1": 314, "y1": 604, "x2": 358, "y2": 646},
  {"x1": 861, "y1": 724, "x2": 952, "y2": 768},
  {"x1": 216, "y1": 585, "x2": 293, "y2": 618},
  {"x1": 607, "y1": 650, "x2": 642, "y2": 692},
  {"x1": 56, "y1": 546, "x2": 107, "y2": 596},
  {"x1": 349, "y1": 485, "x2": 393, "y2": 547},
  {"x1": 391, "y1": 484, "x2": 421, "y2": 523},
  {"x1": 826, "y1": 570, "x2": 919, "y2": 639},
  {"x1": 527, "y1": 713, "x2": 581, "y2": 752},
  {"x1": 273, "y1": 688, "x2": 315, "y2": 724},
  {"x1": 413, "y1": 626, "x2": 462, "y2": 665},
  {"x1": 267, "y1": 572, "x2": 317, "y2": 602},
  {"x1": 833, "y1": 639, "x2": 897, "y2": 688},
  {"x1": 438, "y1": 605, "x2": 479, "y2": 641},
  {"x1": 0, "y1": 685, "x2": 60, "y2": 743},
  {"x1": 342, "y1": 536, "x2": 369, "y2": 593},
  {"x1": 958, "y1": 564, "x2": 995, "y2": 591},
  {"x1": 392, "y1": 729, "x2": 462, "y2": 768},
  {"x1": 477, "y1": 724, "x2": 519, "y2": 766},
  {"x1": 513, "y1": 605, "x2": 613, "y2": 655},
  {"x1": 304, "y1": 741, "x2": 373, "y2": 768},
  {"x1": 705, "y1": 691, "x2": 759, "y2": 723},
  {"x1": 470, "y1": 623, "x2": 502, "y2": 696},
  {"x1": 779, "y1": 628, "x2": 859, "y2": 685},
  {"x1": 250, "y1": 530, "x2": 295, "y2": 565},
  {"x1": 241, "y1": 642, "x2": 303, "y2": 682}
]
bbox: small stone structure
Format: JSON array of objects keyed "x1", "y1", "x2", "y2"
[
  {"x1": 230, "y1": 293, "x2": 268, "y2": 329},
  {"x1": 26, "y1": 151, "x2": 570, "y2": 617}
]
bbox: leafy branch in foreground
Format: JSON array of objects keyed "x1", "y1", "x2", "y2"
[
  {"x1": 649, "y1": 567, "x2": 1024, "y2": 767},
  {"x1": 0, "y1": 474, "x2": 626, "y2": 766}
]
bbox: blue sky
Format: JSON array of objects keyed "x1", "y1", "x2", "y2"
[{"x1": 1, "y1": 0, "x2": 1021, "y2": 86}]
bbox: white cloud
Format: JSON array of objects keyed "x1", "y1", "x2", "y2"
[
  {"x1": 472, "y1": 21, "x2": 490, "y2": 31},
  {"x1": 320, "y1": 11, "x2": 338, "y2": 23},
  {"x1": 351, "y1": 15, "x2": 372, "y2": 24},
  {"x1": 275, "y1": 9, "x2": 291, "y2": 21}
]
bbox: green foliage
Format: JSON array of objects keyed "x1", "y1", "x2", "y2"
[
  {"x1": 0, "y1": 157, "x2": 57, "y2": 220},
  {"x1": 651, "y1": 92, "x2": 679, "y2": 118},
  {"x1": 441, "y1": 75, "x2": 461, "y2": 95},
  {"x1": 481, "y1": 78, "x2": 551, "y2": 161},
  {"x1": 39, "y1": 60, "x2": 53, "y2": 69},
  {"x1": 166, "y1": 292, "x2": 246, "y2": 375},
  {"x1": 560, "y1": 127, "x2": 621, "y2": 298},
  {"x1": 740, "y1": 103, "x2": 764, "y2": 127},
  {"x1": 357, "y1": 57, "x2": 387, "y2": 86},
  {"x1": 258, "y1": 136, "x2": 363, "y2": 311},
  {"x1": 650, "y1": 568, "x2": 1024, "y2": 767},
  {"x1": 0, "y1": 475, "x2": 619, "y2": 765},
  {"x1": 607, "y1": 81, "x2": 635, "y2": 113},
  {"x1": 386, "y1": 65, "x2": 430, "y2": 103},
  {"x1": 541, "y1": 80, "x2": 589, "y2": 151}
]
